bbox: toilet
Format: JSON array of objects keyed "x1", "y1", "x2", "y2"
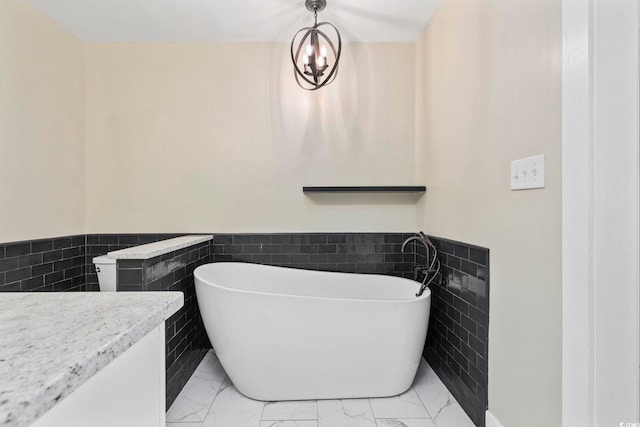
[{"x1": 93, "y1": 256, "x2": 117, "y2": 292}]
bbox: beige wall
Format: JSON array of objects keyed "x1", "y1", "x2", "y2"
[
  {"x1": 84, "y1": 43, "x2": 418, "y2": 233},
  {"x1": 0, "y1": 0, "x2": 85, "y2": 242},
  {"x1": 415, "y1": 1, "x2": 562, "y2": 426}
]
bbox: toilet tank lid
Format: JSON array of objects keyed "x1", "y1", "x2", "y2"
[{"x1": 92, "y1": 256, "x2": 116, "y2": 265}]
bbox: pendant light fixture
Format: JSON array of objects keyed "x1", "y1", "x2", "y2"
[{"x1": 291, "y1": 0, "x2": 342, "y2": 90}]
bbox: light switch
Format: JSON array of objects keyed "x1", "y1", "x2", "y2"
[{"x1": 511, "y1": 154, "x2": 545, "y2": 190}]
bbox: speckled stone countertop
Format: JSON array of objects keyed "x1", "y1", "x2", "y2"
[{"x1": 0, "y1": 292, "x2": 184, "y2": 427}]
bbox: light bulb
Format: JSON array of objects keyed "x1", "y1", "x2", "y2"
[
  {"x1": 306, "y1": 44, "x2": 313, "y2": 56},
  {"x1": 320, "y1": 45, "x2": 328, "y2": 57},
  {"x1": 318, "y1": 56, "x2": 325, "y2": 67}
]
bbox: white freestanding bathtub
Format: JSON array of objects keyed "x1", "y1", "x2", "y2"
[{"x1": 194, "y1": 262, "x2": 431, "y2": 401}]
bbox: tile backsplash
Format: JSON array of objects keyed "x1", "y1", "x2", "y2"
[
  {"x1": 211, "y1": 233, "x2": 418, "y2": 278},
  {"x1": 0, "y1": 232, "x2": 419, "y2": 292},
  {"x1": 420, "y1": 235, "x2": 489, "y2": 427},
  {"x1": 0, "y1": 235, "x2": 86, "y2": 292}
]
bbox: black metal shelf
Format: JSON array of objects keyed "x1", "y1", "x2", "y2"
[{"x1": 303, "y1": 186, "x2": 426, "y2": 193}]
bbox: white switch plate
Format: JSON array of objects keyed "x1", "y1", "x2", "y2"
[{"x1": 511, "y1": 154, "x2": 545, "y2": 190}]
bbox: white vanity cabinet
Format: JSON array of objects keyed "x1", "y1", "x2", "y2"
[{"x1": 32, "y1": 325, "x2": 166, "y2": 427}]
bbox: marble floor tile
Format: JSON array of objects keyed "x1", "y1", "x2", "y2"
[
  {"x1": 411, "y1": 361, "x2": 450, "y2": 418},
  {"x1": 260, "y1": 421, "x2": 319, "y2": 427},
  {"x1": 262, "y1": 400, "x2": 318, "y2": 421},
  {"x1": 411, "y1": 362, "x2": 473, "y2": 427},
  {"x1": 166, "y1": 352, "x2": 226, "y2": 423},
  {"x1": 369, "y1": 388, "x2": 429, "y2": 419},
  {"x1": 317, "y1": 399, "x2": 376, "y2": 427},
  {"x1": 169, "y1": 356, "x2": 474, "y2": 427},
  {"x1": 426, "y1": 397, "x2": 474, "y2": 427},
  {"x1": 375, "y1": 419, "x2": 436, "y2": 427},
  {"x1": 201, "y1": 377, "x2": 264, "y2": 427},
  {"x1": 196, "y1": 351, "x2": 228, "y2": 382}
]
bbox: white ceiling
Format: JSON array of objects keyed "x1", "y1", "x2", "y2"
[{"x1": 27, "y1": 0, "x2": 443, "y2": 43}]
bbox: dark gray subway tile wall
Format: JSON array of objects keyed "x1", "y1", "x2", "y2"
[
  {"x1": 0, "y1": 231, "x2": 489, "y2": 427},
  {"x1": 0, "y1": 235, "x2": 86, "y2": 293},
  {"x1": 418, "y1": 236, "x2": 489, "y2": 427},
  {"x1": 1, "y1": 231, "x2": 418, "y2": 290},
  {"x1": 115, "y1": 241, "x2": 210, "y2": 408},
  {"x1": 211, "y1": 233, "x2": 418, "y2": 278}
]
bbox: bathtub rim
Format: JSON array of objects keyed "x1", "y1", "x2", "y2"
[{"x1": 194, "y1": 262, "x2": 431, "y2": 304}]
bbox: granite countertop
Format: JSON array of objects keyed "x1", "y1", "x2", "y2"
[
  {"x1": 0, "y1": 292, "x2": 184, "y2": 427},
  {"x1": 107, "y1": 235, "x2": 213, "y2": 260}
]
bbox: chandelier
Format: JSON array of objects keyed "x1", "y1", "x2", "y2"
[{"x1": 290, "y1": 0, "x2": 342, "y2": 90}]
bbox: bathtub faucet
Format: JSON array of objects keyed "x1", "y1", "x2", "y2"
[
  {"x1": 400, "y1": 233, "x2": 435, "y2": 275},
  {"x1": 401, "y1": 232, "x2": 441, "y2": 297}
]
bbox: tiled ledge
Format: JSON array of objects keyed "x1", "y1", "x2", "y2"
[{"x1": 107, "y1": 235, "x2": 213, "y2": 260}]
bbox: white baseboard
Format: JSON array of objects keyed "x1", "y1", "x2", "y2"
[{"x1": 486, "y1": 410, "x2": 504, "y2": 427}]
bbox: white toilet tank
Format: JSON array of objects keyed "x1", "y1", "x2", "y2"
[{"x1": 93, "y1": 256, "x2": 117, "y2": 292}]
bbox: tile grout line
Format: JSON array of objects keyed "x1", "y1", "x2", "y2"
[
  {"x1": 257, "y1": 385, "x2": 267, "y2": 423},
  {"x1": 413, "y1": 367, "x2": 438, "y2": 421},
  {"x1": 200, "y1": 352, "x2": 227, "y2": 426},
  {"x1": 366, "y1": 396, "x2": 377, "y2": 425},
  {"x1": 415, "y1": 367, "x2": 444, "y2": 424}
]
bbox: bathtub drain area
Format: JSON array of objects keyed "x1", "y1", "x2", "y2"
[{"x1": 166, "y1": 350, "x2": 475, "y2": 427}]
